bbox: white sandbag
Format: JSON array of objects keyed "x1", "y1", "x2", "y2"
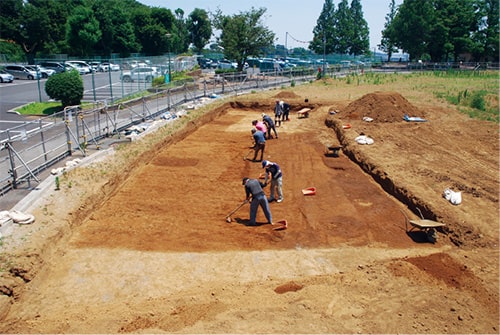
[
  {"x1": 8, "y1": 210, "x2": 35, "y2": 225},
  {"x1": 355, "y1": 135, "x2": 374, "y2": 145},
  {"x1": 0, "y1": 211, "x2": 10, "y2": 221},
  {"x1": 443, "y1": 188, "x2": 462, "y2": 205}
]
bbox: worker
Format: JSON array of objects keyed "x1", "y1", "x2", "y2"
[
  {"x1": 262, "y1": 113, "x2": 278, "y2": 139},
  {"x1": 282, "y1": 101, "x2": 291, "y2": 121},
  {"x1": 262, "y1": 160, "x2": 283, "y2": 203},
  {"x1": 242, "y1": 177, "x2": 273, "y2": 226},
  {"x1": 252, "y1": 119, "x2": 267, "y2": 134},
  {"x1": 274, "y1": 100, "x2": 283, "y2": 127},
  {"x1": 251, "y1": 128, "x2": 266, "y2": 162}
]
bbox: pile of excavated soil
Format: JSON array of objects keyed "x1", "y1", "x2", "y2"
[
  {"x1": 274, "y1": 91, "x2": 300, "y2": 100},
  {"x1": 339, "y1": 91, "x2": 423, "y2": 122}
]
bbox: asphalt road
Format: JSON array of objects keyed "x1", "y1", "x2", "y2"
[{"x1": 0, "y1": 71, "x2": 127, "y2": 130}]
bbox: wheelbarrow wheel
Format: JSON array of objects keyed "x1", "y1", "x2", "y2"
[{"x1": 426, "y1": 228, "x2": 438, "y2": 243}]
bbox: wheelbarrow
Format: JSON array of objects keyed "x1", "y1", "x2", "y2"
[{"x1": 401, "y1": 208, "x2": 445, "y2": 243}]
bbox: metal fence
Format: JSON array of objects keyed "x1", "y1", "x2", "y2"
[{"x1": 0, "y1": 66, "x2": 334, "y2": 198}]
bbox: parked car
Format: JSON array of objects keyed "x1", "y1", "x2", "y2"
[
  {"x1": 197, "y1": 57, "x2": 214, "y2": 69},
  {"x1": 0, "y1": 69, "x2": 14, "y2": 83},
  {"x1": 25, "y1": 65, "x2": 56, "y2": 78},
  {"x1": 217, "y1": 60, "x2": 237, "y2": 70},
  {"x1": 65, "y1": 63, "x2": 87, "y2": 75},
  {"x1": 39, "y1": 61, "x2": 66, "y2": 73},
  {"x1": 88, "y1": 62, "x2": 101, "y2": 72},
  {"x1": 4, "y1": 65, "x2": 41, "y2": 80},
  {"x1": 122, "y1": 60, "x2": 149, "y2": 70},
  {"x1": 340, "y1": 60, "x2": 352, "y2": 68},
  {"x1": 98, "y1": 62, "x2": 120, "y2": 72},
  {"x1": 66, "y1": 61, "x2": 92, "y2": 74},
  {"x1": 120, "y1": 67, "x2": 160, "y2": 82}
]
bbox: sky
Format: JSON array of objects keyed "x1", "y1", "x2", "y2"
[{"x1": 137, "y1": 0, "x2": 404, "y2": 52}]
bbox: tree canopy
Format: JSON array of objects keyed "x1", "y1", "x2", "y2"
[
  {"x1": 0, "y1": 0, "x2": 497, "y2": 63},
  {"x1": 187, "y1": 8, "x2": 212, "y2": 53},
  {"x1": 383, "y1": 0, "x2": 498, "y2": 62},
  {"x1": 378, "y1": 0, "x2": 399, "y2": 61},
  {"x1": 212, "y1": 7, "x2": 275, "y2": 71},
  {"x1": 310, "y1": 0, "x2": 370, "y2": 56}
]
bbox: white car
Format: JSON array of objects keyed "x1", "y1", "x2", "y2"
[
  {"x1": 120, "y1": 67, "x2": 160, "y2": 82},
  {"x1": 66, "y1": 61, "x2": 92, "y2": 74},
  {"x1": 88, "y1": 62, "x2": 101, "y2": 72},
  {"x1": 98, "y1": 62, "x2": 120, "y2": 72},
  {"x1": 65, "y1": 63, "x2": 87, "y2": 75},
  {"x1": 0, "y1": 70, "x2": 14, "y2": 83}
]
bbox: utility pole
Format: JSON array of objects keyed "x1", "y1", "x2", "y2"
[
  {"x1": 323, "y1": 30, "x2": 326, "y2": 78},
  {"x1": 165, "y1": 33, "x2": 172, "y2": 83}
]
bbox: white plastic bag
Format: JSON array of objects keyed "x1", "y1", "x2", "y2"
[
  {"x1": 355, "y1": 135, "x2": 374, "y2": 145},
  {"x1": 443, "y1": 188, "x2": 462, "y2": 205}
]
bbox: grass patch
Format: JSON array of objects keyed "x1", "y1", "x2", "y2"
[
  {"x1": 16, "y1": 101, "x2": 63, "y2": 115},
  {"x1": 427, "y1": 71, "x2": 499, "y2": 122}
]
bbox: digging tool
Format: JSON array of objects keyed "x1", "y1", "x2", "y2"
[
  {"x1": 225, "y1": 199, "x2": 249, "y2": 222},
  {"x1": 243, "y1": 148, "x2": 254, "y2": 161}
]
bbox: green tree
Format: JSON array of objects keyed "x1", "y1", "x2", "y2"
[
  {"x1": 5, "y1": 0, "x2": 52, "y2": 63},
  {"x1": 429, "y1": 0, "x2": 477, "y2": 61},
  {"x1": 212, "y1": 7, "x2": 275, "y2": 71},
  {"x1": 391, "y1": 0, "x2": 435, "y2": 60},
  {"x1": 66, "y1": 5, "x2": 102, "y2": 56},
  {"x1": 473, "y1": 0, "x2": 499, "y2": 61},
  {"x1": 310, "y1": 0, "x2": 336, "y2": 55},
  {"x1": 36, "y1": 0, "x2": 75, "y2": 56},
  {"x1": 0, "y1": 0, "x2": 23, "y2": 41},
  {"x1": 174, "y1": 8, "x2": 190, "y2": 53},
  {"x1": 45, "y1": 70, "x2": 83, "y2": 107},
  {"x1": 91, "y1": 0, "x2": 140, "y2": 57},
  {"x1": 334, "y1": 0, "x2": 352, "y2": 54},
  {"x1": 379, "y1": 0, "x2": 400, "y2": 61},
  {"x1": 187, "y1": 8, "x2": 212, "y2": 53},
  {"x1": 131, "y1": 6, "x2": 179, "y2": 56},
  {"x1": 349, "y1": 0, "x2": 370, "y2": 55}
]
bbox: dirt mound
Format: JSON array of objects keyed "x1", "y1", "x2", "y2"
[
  {"x1": 341, "y1": 91, "x2": 422, "y2": 122},
  {"x1": 274, "y1": 91, "x2": 300, "y2": 100}
]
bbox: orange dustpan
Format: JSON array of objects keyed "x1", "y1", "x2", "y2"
[
  {"x1": 302, "y1": 187, "x2": 316, "y2": 195},
  {"x1": 273, "y1": 220, "x2": 288, "y2": 230}
]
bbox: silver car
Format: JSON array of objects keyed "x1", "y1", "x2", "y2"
[
  {"x1": 4, "y1": 65, "x2": 41, "y2": 80},
  {"x1": 120, "y1": 67, "x2": 160, "y2": 82},
  {"x1": 25, "y1": 65, "x2": 56, "y2": 78}
]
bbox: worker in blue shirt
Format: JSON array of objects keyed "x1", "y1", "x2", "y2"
[
  {"x1": 242, "y1": 177, "x2": 273, "y2": 226},
  {"x1": 251, "y1": 128, "x2": 266, "y2": 162}
]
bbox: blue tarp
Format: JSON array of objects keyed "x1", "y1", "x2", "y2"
[{"x1": 404, "y1": 114, "x2": 427, "y2": 122}]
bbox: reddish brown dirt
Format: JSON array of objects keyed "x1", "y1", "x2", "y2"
[{"x1": 0, "y1": 88, "x2": 497, "y2": 334}]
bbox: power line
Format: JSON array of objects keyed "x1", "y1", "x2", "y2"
[{"x1": 286, "y1": 32, "x2": 311, "y2": 44}]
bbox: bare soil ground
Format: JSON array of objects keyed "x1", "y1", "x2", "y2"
[{"x1": 0, "y1": 78, "x2": 498, "y2": 334}]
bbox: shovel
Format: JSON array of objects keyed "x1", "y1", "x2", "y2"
[{"x1": 225, "y1": 199, "x2": 249, "y2": 222}]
